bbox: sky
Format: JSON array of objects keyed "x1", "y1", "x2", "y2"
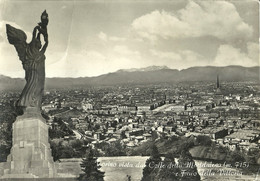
[{"x1": 0, "y1": 0, "x2": 259, "y2": 78}]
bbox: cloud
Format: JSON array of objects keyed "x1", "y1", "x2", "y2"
[
  {"x1": 109, "y1": 36, "x2": 126, "y2": 42},
  {"x1": 213, "y1": 43, "x2": 259, "y2": 67},
  {"x1": 98, "y1": 31, "x2": 108, "y2": 41},
  {"x1": 132, "y1": 10, "x2": 186, "y2": 41},
  {"x1": 98, "y1": 31, "x2": 126, "y2": 42},
  {"x1": 69, "y1": 49, "x2": 141, "y2": 77},
  {"x1": 150, "y1": 49, "x2": 181, "y2": 60},
  {"x1": 247, "y1": 42, "x2": 259, "y2": 62},
  {"x1": 149, "y1": 44, "x2": 259, "y2": 70},
  {"x1": 0, "y1": 35, "x2": 3, "y2": 42},
  {"x1": 46, "y1": 50, "x2": 107, "y2": 77},
  {"x1": 113, "y1": 45, "x2": 140, "y2": 56},
  {"x1": 0, "y1": 0, "x2": 4, "y2": 19},
  {"x1": 150, "y1": 49, "x2": 209, "y2": 69},
  {"x1": 132, "y1": 1, "x2": 253, "y2": 41},
  {"x1": 47, "y1": 45, "x2": 142, "y2": 77}
]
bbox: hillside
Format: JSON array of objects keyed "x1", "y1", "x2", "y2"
[{"x1": 0, "y1": 66, "x2": 259, "y2": 90}]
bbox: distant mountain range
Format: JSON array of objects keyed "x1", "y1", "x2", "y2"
[
  {"x1": 117, "y1": 65, "x2": 170, "y2": 72},
  {"x1": 0, "y1": 66, "x2": 259, "y2": 90}
]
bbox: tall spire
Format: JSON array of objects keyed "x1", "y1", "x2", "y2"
[
  {"x1": 216, "y1": 74, "x2": 221, "y2": 94},
  {"x1": 217, "y1": 75, "x2": 220, "y2": 89}
]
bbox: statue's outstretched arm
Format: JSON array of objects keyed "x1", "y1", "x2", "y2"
[
  {"x1": 40, "y1": 37, "x2": 48, "y2": 54},
  {"x1": 32, "y1": 27, "x2": 37, "y2": 40},
  {"x1": 32, "y1": 26, "x2": 40, "y2": 40}
]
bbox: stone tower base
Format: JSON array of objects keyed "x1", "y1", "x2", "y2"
[{"x1": 1, "y1": 111, "x2": 56, "y2": 178}]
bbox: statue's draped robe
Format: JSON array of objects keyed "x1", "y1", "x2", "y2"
[
  {"x1": 6, "y1": 24, "x2": 45, "y2": 111},
  {"x1": 17, "y1": 40, "x2": 45, "y2": 109}
]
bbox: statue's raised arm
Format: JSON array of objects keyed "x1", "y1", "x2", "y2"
[
  {"x1": 40, "y1": 31, "x2": 48, "y2": 54},
  {"x1": 6, "y1": 10, "x2": 49, "y2": 115}
]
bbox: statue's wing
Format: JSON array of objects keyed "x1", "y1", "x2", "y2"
[{"x1": 6, "y1": 24, "x2": 27, "y2": 62}]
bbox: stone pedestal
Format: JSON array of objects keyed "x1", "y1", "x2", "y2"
[{"x1": 1, "y1": 111, "x2": 56, "y2": 178}]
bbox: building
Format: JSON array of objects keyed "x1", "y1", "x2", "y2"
[{"x1": 216, "y1": 75, "x2": 221, "y2": 94}]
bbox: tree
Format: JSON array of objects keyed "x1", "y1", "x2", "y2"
[
  {"x1": 79, "y1": 148, "x2": 105, "y2": 181},
  {"x1": 0, "y1": 102, "x2": 17, "y2": 161},
  {"x1": 96, "y1": 140, "x2": 126, "y2": 156},
  {"x1": 246, "y1": 148, "x2": 260, "y2": 164},
  {"x1": 60, "y1": 145, "x2": 75, "y2": 158},
  {"x1": 157, "y1": 153, "x2": 180, "y2": 181},
  {"x1": 151, "y1": 131, "x2": 159, "y2": 141},
  {"x1": 178, "y1": 150, "x2": 200, "y2": 181},
  {"x1": 50, "y1": 140, "x2": 63, "y2": 161},
  {"x1": 141, "y1": 144, "x2": 161, "y2": 181},
  {"x1": 196, "y1": 135, "x2": 212, "y2": 146},
  {"x1": 228, "y1": 150, "x2": 245, "y2": 163}
]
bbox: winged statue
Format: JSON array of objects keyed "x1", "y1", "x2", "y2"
[{"x1": 6, "y1": 10, "x2": 49, "y2": 114}]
